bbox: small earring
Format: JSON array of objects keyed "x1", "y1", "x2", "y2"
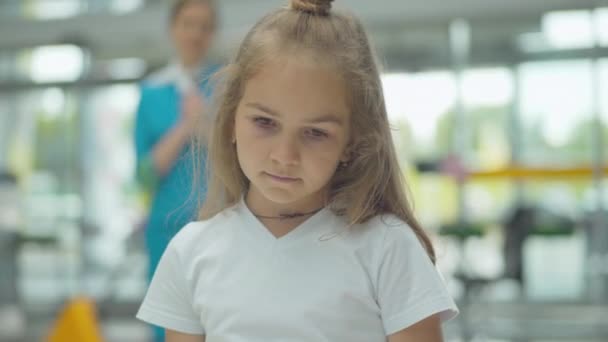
[{"x1": 338, "y1": 161, "x2": 349, "y2": 170}]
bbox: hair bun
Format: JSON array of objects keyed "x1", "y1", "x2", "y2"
[{"x1": 290, "y1": 0, "x2": 334, "y2": 15}]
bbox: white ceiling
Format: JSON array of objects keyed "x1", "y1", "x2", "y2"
[{"x1": 0, "y1": 0, "x2": 603, "y2": 70}]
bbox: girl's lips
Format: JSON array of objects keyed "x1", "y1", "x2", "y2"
[{"x1": 264, "y1": 172, "x2": 300, "y2": 182}]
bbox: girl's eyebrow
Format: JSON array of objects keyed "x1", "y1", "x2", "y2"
[
  {"x1": 245, "y1": 102, "x2": 280, "y2": 117},
  {"x1": 245, "y1": 102, "x2": 345, "y2": 126}
]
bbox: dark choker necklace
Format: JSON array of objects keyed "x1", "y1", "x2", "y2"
[{"x1": 253, "y1": 207, "x2": 324, "y2": 220}]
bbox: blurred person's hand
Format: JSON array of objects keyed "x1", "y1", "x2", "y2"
[{"x1": 181, "y1": 91, "x2": 204, "y2": 124}]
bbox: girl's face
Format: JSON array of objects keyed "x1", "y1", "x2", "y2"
[
  {"x1": 234, "y1": 59, "x2": 351, "y2": 212},
  {"x1": 171, "y1": 1, "x2": 215, "y2": 67}
]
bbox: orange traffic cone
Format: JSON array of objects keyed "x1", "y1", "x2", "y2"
[{"x1": 46, "y1": 296, "x2": 104, "y2": 342}]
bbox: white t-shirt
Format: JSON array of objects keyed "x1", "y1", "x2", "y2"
[{"x1": 137, "y1": 200, "x2": 458, "y2": 341}]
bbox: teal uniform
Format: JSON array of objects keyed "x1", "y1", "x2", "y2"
[
  {"x1": 134, "y1": 64, "x2": 218, "y2": 281},
  {"x1": 134, "y1": 64, "x2": 218, "y2": 342}
]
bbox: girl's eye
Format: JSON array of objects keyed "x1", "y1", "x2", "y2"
[
  {"x1": 253, "y1": 117, "x2": 276, "y2": 128},
  {"x1": 305, "y1": 128, "x2": 329, "y2": 140}
]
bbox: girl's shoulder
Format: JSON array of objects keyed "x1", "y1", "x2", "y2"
[
  {"x1": 351, "y1": 214, "x2": 424, "y2": 253},
  {"x1": 168, "y1": 206, "x2": 241, "y2": 256}
]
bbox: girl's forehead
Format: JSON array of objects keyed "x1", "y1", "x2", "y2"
[{"x1": 240, "y1": 59, "x2": 351, "y2": 122}]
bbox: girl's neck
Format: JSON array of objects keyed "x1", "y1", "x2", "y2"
[
  {"x1": 245, "y1": 191, "x2": 325, "y2": 218},
  {"x1": 259, "y1": 216, "x2": 310, "y2": 239},
  {"x1": 245, "y1": 190, "x2": 326, "y2": 238}
]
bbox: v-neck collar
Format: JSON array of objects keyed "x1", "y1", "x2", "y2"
[{"x1": 237, "y1": 198, "x2": 333, "y2": 246}]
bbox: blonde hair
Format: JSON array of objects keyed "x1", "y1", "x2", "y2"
[{"x1": 194, "y1": 0, "x2": 436, "y2": 262}]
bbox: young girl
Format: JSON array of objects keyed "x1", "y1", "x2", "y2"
[{"x1": 137, "y1": 0, "x2": 458, "y2": 341}]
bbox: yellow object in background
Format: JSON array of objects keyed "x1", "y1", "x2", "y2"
[
  {"x1": 470, "y1": 166, "x2": 608, "y2": 180},
  {"x1": 46, "y1": 297, "x2": 104, "y2": 342}
]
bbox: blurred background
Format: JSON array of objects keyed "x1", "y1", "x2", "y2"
[{"x1": 0, "y1": 0, "x2": 607, "y2": 341}]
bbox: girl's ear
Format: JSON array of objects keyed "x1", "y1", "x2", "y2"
[
  {"x1": 340, "y1": 145, "x2": 351, "y2": 163},
  {"x1": 338, "y1": 150, "x2": 351, "y2": 170}
]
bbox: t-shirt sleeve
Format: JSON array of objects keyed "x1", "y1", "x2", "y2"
[
  {"x1": 136, "y1": 233, "x2": 205, "y2": 335},
  {"x1": 374, "y1": 222, "x2": 459, "y2": 335}
]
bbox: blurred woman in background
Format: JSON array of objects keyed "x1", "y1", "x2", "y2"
[{"x1": 133, "y1": 1, "x2": 219, "y2": 341}]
